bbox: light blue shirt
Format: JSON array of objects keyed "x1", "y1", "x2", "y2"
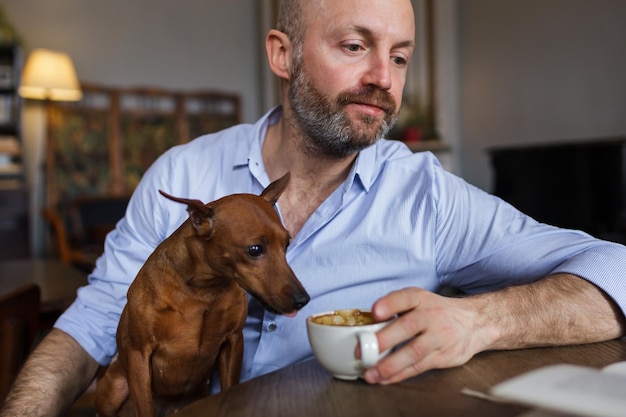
[{"x1": 56, "y1": 106, "x2": 626, "y2": 387}]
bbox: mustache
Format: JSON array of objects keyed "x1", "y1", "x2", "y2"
[{"x1": 335, "y1": 86, "x2": 397, "y2": 118}]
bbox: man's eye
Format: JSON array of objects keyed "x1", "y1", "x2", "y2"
[
  {"x1": 247, "y1": 245, "x2": 264, "y2": 258},
  {"x1": 344, "y1": 43, "x2": 363, "y2": 53},
  {"x1": 392, "y1": 56, "x2": 407, "y2": 66}
]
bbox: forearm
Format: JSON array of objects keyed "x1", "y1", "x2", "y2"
[
  {"x1": 470, "y1": 273, "x2": 626, "y2": 351},
  {"x1": 0, "y1": 329, "x2": 99, "y2": 417}
]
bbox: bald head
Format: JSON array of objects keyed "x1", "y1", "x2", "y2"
[
  {"x1": 276, "y1": 0, "x2": 415, "y2": 50},
  {"x1": 276, "y1": 0, "x2": 306, "y2": 50}
]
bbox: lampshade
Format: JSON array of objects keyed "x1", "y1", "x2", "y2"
[{"x1": 18, "y1": 48, "x2": 82, "y2": 101}]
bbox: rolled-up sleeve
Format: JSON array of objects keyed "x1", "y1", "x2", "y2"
[
  {"x1": 553, "y1": 243, "x2": 626, "y2": 315},
  {"x1": 54, "y1": 151, "x2": 183, "y2": 365}
]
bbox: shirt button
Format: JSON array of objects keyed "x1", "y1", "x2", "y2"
[{"x1": 268, "y1": 322, "x2": 277, "y2": 332}]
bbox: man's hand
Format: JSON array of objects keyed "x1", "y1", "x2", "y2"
[
  {"x1": 364, "y1": 274, "x2": 626, "y2": 384},
  {"x1": 363, "y1": 288, "x2": 488, "y2": 384}
]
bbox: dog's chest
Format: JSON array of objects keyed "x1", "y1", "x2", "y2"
[
  {"x1": 148, "y1": 291, "x2": 246, "y2": 393},
  {"x1": 153, "y1": 290, "x2": 243, "y2": 338}
]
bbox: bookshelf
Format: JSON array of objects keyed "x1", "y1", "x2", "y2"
[
  {"x1": 0, "y1": 43, "x2": 22, "y2": 186},
  {"x1": 0, "y1": 43, "x2": 29, "y2": 259}
]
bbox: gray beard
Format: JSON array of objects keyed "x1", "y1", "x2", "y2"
[{"x1": 288, "y1": 60, "x2": 398, "y2": 159}]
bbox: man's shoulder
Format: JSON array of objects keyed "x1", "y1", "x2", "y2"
[
  {"x1": 374, "y1": 139, "x2": 443, "y2": 171},
  {"x1": 185, "y1": 123, "x2": 256, "y2": 150},
  {"x1": 153, "y1": 122, "x2": 256, "y2": 169},
  {"x1": 376, "y1": 138, "x2": 411, "y2": 155},
  {"x1": 352, "y1": 139, "x2": 448, "y2": 194}
]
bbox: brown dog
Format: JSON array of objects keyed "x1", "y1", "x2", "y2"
[{"x1": 95, "y1": 173, "x2": 309, "y2": 417}]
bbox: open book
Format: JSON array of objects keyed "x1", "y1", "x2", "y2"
[{"x1": 490, "y1": 362, "x2": 626, "y2": 417}]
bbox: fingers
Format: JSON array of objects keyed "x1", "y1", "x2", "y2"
[
  {"x1": 371, "y1": 287, "x2": 424, "y2": 321},
  {"x1": 366, "y1": 326, "x2": 467, "y2": 384},
  {"x1": 365, "y1": 288, "x2": 477, "y2": 384},
  {"x1": 371, "y1": 287, "x2": 430, "y2": 354},
  {"x1": 364, "y1": 312, "x2": 434, "y2": 384}
]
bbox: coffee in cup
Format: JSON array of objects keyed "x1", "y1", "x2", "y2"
[
  {"x1": 306, "y1": 309, "x2": 393, "y2": 380},
  {"x1": 310, "y1": 309, "x2": 376, "y2": 326}
]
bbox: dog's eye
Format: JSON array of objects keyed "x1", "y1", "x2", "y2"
[{"x1": 247, "y1": 245, "x2": 264, "y2": 258}]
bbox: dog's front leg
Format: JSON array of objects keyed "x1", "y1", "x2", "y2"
[
  {"x1": 95, "y1": 359, "x2": 130, "y2": 417},
  {"x1": 126, "y1": 349, "x2": 155, "y2": 417},
  {"x1": 217, "y1": 332, "x2": 244, "y2": 391}
]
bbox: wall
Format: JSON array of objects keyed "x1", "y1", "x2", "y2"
[
  {"x1": 458, "y1": 0, "x2": 626, "y2": 191},
  {"x1": 0, "y1": 0, "x2": 263, "y2": 122}
]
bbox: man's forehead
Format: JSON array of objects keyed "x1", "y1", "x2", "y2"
[
  {"x1": 306, "y1": 0, "x2": 414, "y2": 17},
  {"x1": 304, "y1": 0, "x2": 415, "y2": 40}
]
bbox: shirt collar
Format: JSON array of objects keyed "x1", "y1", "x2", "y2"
[
  {"x1": 239, "y1": 105, "x2": 380, "y2": 193},
  {"x1": 233, "y1": 106, "x2": 280, "y2": 170},
  {"x1": 352, "y1": 142, "x2": 377, "y2": 193}
]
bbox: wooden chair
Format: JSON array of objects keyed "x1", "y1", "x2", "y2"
[
  {"x1": 0, "y1": 283, "x2": 41, "y2": 401},
  {"x1": 42, "y1": 195, "x2": 130, "y2": 272}
]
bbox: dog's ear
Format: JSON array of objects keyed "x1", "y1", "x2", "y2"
[
  {"x1": 261, "y1": 172, "x2": 290, "y2": 204},
  {"x1": 187, "y1": 205, "x2": 215, "y2": 239},
  {"x1": 159, "y1": 190, "x2": 215, "y2": 238},
  {"x1": 159, "y1": 190, "x2": 206, "y2": 206}
]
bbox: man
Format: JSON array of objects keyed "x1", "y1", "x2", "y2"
[{"x1": 2, "y1": 0, "x2": 625, "y2": 415}]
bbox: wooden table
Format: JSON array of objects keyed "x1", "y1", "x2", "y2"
[
  {"x1": 176, "y1": 339, "x2": 626, "y2": 417},
  {"x1": 0, "y1": 259, "x2": 87, "y2": 314}
]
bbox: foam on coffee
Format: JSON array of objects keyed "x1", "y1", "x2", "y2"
[{"x1": 311, "y1": 309, "x2": 376, "y2": 326}]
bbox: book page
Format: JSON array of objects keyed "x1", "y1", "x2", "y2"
[
  {"x1": 490, "y1": 363, "x2": 626, "y2": 417},
  {"x1": 602, "y1": 361, "x2": 626, "y2": 377}
]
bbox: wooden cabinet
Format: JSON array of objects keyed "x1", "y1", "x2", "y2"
[
  {"x1": 42, "y1": 84, "x2": 240, "y2": 263},
  {"x1": 0, "y1": 43, "x2": 29, "y2": 259},
  {"x1": 44, "y1": 84, "x2": 241, "y2": 206}
]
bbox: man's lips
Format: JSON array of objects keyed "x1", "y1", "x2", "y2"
[
  {"x1": 349, "y1": 102, "x2": 388, "y2": 117},
  {"x1": 337, "y1": 85, "x2": 396, "y2": 119}
]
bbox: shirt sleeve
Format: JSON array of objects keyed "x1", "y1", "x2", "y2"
[
  {"x1": 433, "y1": 165, "x2": 626, "y2": 316},
  {"x1": 54, "y1": 150, "x2": 184, "y2": 365}
]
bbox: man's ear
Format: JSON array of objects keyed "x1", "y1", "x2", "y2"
[{"x1": 266, "y1": 29, "x2": 292, "y2": 81}]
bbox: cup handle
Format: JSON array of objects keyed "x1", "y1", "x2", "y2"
[{"x1": 357, "y1": 331, "x2": 380, "y2": 368}]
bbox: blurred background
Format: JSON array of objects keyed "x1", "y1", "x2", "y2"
[{"x1": 1, "y1": 0, "x2": 625, "y2": 258}]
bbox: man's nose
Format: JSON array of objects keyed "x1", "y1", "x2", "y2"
[{"x1": 361, "y1": 52, "x2": 392, "y2": 90}]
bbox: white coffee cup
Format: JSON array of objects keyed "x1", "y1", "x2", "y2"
[{"x1": 306, "y1": 309, "x2": 394, "y2": 380}]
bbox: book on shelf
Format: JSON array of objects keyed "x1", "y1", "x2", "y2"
[
  {"x1": 0, "y1": 64, "x2": 13, "y2": 88},
  {"x1": 0, "y1": 135, "x2": 22, "y2": 180},
  {"x1": 0, "y1": 178, "x2": 23, "y2": 190},
  {"x1": 0, "y1": 95, "x2": 14, "y2": 124},
  {"x1": 0, "y1": 161, "x2": 22, "y2": 174},
  {"x1": 0, "y1": 135, "x2": 20, "y2": 154}
]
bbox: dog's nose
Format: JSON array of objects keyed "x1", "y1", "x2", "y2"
[{"x1": 293, "y1": 292, "x2": 310, "y2": 310}]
